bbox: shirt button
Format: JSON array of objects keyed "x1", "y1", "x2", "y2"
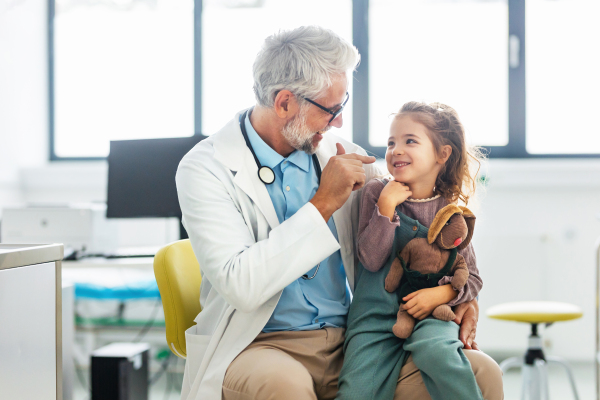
[
  {"x1": 286, "y1": 186, "x2": 291, "y2": 191},
  {"x1": 412, "y1": 226, "x2": 418, "y2": 231},
  {"x1": 315, "y1": 318, "x2": 319, "y2": 323}
]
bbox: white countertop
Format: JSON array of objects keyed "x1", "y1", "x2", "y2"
[{"x1": 0, "y1": 243, "x2": 64, "y2": 270}]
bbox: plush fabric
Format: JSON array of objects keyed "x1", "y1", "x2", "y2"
[{"x1": 384, "y1": 205, "x2": 476, "y2": 339}]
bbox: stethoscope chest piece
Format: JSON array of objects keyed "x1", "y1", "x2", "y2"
[{"x1": 258, "y1": 166, "x2": 275, "y2": 185}]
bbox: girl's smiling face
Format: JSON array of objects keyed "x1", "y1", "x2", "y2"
[{"x1": 386, "y1": 115, "x2": 447, "y2": 190}]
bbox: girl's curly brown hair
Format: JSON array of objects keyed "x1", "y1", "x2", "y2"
[{"x1": 395, "y1": 101, "x2": 486, "y2": 205}]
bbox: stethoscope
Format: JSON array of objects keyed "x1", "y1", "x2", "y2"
[{"x1": 239, "y1": 110, "x2": 322, "y2": 280}]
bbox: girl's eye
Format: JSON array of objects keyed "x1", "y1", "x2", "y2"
[
  {"x1": 387, "y1": 141, "x2": 394, "y2": 147},
  {"x1": 406, "y1": 139, "x2": 417, "y2": 144}
]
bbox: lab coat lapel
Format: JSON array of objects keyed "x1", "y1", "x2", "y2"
[
  {"x1": 212, "y1": 111, "x2": 280, "y2": 230},
  {"x1": 233, "y1": 150, "x2": 280, "y2": 230}
]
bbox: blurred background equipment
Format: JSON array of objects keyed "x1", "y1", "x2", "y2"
[
  {"x1": 106, "y1": 136, "x2": 206, "y2": 241},
  {"x1": 1, "y1": 204, "x2": 118, "y2": 259},
  {"x1": 91, "y1": 342, "x2": 150, "y2": 400}
]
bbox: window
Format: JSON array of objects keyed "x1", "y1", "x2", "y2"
[
  {"x1": 369, "y1": 0, "x2": 508, "y2": 149},
  {"x1": 200, "y1": 0, "x2": 353, "y2": 142},
  {"x1": 526, "y1": 0, "x2": 600, "y2": 154},
  {"x1": 51, "y1": 0, "x2": 194, "y2": 159},
  {"x1": 49, "y1": 0, "x2": 600, "y2": 159}
]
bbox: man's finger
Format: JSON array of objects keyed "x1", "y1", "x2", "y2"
[
  {"x1": 460, "y1": 318, "x2": 476, "y2": 348},
  {"x1": 339, "y1": 152, "x2": 376, "y2": 164},
  {"x1": 453, "y1": 303, "x2": 468, "y2": 325},
  {"x1": 351, "y1": 173, "x2": 367, "y2": 191},
  {"x1": 471, "y1": 341, "x2": 480, "y2": 351},
  {"x1": 336, "y1": 143, "x2": 346, "y2": 155}
]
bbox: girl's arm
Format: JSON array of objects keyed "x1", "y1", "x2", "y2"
[
  {"x1": 356, "y1": 178, "x2": 399, "y2": 272},
  {"x1": 403, "y1": 244, "x2": 483, "y2": 320},
  {"x1": 401, "y1": 284, "x2": 458, "y2": 320},
  {"x1": 439, "y1": 243, "x2": 483, "y2": 307}
]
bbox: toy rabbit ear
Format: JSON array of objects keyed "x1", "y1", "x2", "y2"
[
  {"x1": 427, "y1": 204, "x2": 462, "y2": 244},
  {"x1": 457, "y1": 206, "x2": 476, "y2": 250}
]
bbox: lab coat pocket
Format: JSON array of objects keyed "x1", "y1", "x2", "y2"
[{"x1": 185, "y1": 327, "x2": 212, "y2": 379}]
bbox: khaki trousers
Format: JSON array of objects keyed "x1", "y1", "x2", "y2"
[{"x1": 222, "y1": 328, "x2": 503, "y2": 400}]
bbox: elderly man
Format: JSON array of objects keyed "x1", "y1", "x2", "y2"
[{"x1": 176, "y1": 26, "x2": 501, "y2": 400}]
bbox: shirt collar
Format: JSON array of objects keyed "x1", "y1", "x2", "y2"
[
  {"x1": 245, "y1": 113, "x2": 284, "y2": 169},
  {"x1": 245, "y1": 113, "x2": 311, "y2": 172}
]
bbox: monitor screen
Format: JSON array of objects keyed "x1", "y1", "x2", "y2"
[{"x1": 106, "y1": 135, "x2": 206, "y2": 237}]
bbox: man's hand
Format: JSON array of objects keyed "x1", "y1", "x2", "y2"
[
  {"x1": 310, "y1": 143, "x2": 376, "y2": 221},
  {"x1": 377, "y1": 180, "x2": 412, "y2": 221},
  {"x1": 453, "y1": 299, "x2": 480, "y2": 350}
]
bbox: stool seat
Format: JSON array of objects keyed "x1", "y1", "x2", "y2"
[{"x1": 486, "y1": 301, "x2": 583, "y2": 324}]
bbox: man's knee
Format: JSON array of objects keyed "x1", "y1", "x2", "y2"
[
  {"x1": 464, "y1": 350, "x2": 504, "y2": 400},
  {"x1": 256, "y1": 366, "x2": 316, "y2": 400},
  {"x1": 394, "y1": 355, "x2": 431, "y2": 400},
  {"x1": 224, "y1": 349, "x2": 317, "y2": 400}
]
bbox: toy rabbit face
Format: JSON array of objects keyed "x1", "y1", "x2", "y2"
[{"x1": 435, "y1": 214, "x2": 468, "y2": 250}]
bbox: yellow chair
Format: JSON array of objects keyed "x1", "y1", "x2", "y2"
[
  {"x1": 487, "y1": 301, "x2": 583, "y2": 400},
  {"x1": 153, "y1": 239, "x2": 202, "y2": 358}
]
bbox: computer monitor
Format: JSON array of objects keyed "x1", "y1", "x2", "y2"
[{"x1": 106, "y1": 135, "x2": 206, "y2": 239}]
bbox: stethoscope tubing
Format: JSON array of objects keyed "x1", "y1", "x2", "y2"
[
  {"x1": 239, "y1": 109, "x2": 322, "y2": 280},
  {"x1": 239, "y1": 110, "x2": 321, "y2": 184}
]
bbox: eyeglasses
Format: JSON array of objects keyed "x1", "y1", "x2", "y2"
[{"x1": 301, "y1": 92, "x2": 350, "y2": 123}]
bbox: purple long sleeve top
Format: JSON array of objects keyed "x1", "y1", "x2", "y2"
[{"x1": 357, "y1": 178, "x2": 483, "y2": 307}]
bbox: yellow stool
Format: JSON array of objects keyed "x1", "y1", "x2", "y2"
[{"x1": 487, "y1": 301, "x2": 583, "y2": 400}]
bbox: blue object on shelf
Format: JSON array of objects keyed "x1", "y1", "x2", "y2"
[{"x1": 74, "y1": 280, "x2": 160, "y2": 300}]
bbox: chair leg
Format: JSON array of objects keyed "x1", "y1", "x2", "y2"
[
  {"x1": 534, "y1": 359, "x2": 549, "y2": 400},
  {"x1": 546, "y1": 355, "x2": 580, "y2": 400},
  {"x1": 521, "y1": 364, "x2": 540, "y2": 400},
  {"x1": 500, "y1": 356, "x2": 523, "y2": 374}
]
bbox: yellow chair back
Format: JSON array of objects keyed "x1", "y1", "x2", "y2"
[{"x1": 153, "y1": 239, "x2": 202, "y2": 358}]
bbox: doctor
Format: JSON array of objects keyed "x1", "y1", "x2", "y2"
[{"x1": 176, "y1": 26, "x2": 495, "y2": 400}]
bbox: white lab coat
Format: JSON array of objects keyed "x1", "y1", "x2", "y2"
[{"x1": 175, "y1": 110, "x2": 381, "y2": 400}]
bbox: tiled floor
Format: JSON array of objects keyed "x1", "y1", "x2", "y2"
[
  {"x1": 502, "y1": 361, "x2": 594, "y2": 400},
  {"x1": 72, "y1": 360, "x2": 596, "y2": 400}
]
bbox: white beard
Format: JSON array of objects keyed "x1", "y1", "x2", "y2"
[{"x1": 281, "y1": 109, "x2": 327, "y2": 155}]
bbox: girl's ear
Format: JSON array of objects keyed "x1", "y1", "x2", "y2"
[{"x1": 437, "y1": 145, "x2": 452, "y2": 164}]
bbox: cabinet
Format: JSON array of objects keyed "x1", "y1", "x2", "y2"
[{"x1": 0, "y1": 244, "x2": 63, "y2": 400}]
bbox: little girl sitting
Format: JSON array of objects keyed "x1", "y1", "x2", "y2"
[{"x1": 336, "y1": 101, "x2": 488, "y2": 400}]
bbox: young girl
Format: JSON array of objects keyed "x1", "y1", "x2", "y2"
[{"x1": 336, "y1": 101, "x2": 485, "y2": 400}]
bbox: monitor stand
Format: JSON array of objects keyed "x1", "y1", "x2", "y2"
[{"x1": 179, "y1": 220, "x2": 188, "y2": 240}]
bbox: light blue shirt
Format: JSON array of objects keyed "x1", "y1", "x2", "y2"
[{"x1": 244, "y1": 113, "x2": 350, "y2": 332}]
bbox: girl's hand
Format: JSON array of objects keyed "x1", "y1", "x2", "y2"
[
  {"x1": 402, "y1": 284, "x2": 458, "y2": 320},
  {"x1": 377, "y1": 180, "x2": 412, "y2": 221}
]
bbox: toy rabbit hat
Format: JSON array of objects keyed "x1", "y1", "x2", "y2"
[{"x1": 427, "y1": 204, "x2": 476, "y2": 250}]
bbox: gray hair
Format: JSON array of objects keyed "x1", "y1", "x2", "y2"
[{"x1": 252, "y1": 26, "x2": 360, "y2": 108}]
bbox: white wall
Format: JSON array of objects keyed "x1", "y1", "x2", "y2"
[
  {"x1": 473, "y1": 160, "x2": 600, "y2": 362},
  {"x1": 0, "y1": 0, "x2": 49, "y2": 209},
  {"x1": 1, "y1": 0, "x2": 598, "y2": 362}
]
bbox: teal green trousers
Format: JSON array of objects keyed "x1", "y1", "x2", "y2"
[{"x1": 336, "y1": 213, "x2": 482, "y2": 400}]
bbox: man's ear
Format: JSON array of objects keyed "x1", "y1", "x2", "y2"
[
  {"x1": 437, "y1": 145, "x2": 452, "y2": 164},
  {"x1": 273, "y1": 90, "x2": 299, "y2": 119}
]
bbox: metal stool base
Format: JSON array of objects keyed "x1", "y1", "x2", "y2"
[{"x1": 500, "y1": 325, "x2": 580, "y2": 400}]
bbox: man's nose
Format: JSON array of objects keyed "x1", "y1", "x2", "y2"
[{"x1": 329, "y1": 113, "x2": 343, "y2": 129}]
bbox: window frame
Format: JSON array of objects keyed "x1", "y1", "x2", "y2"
[{"x1": 48, "y1": 0, "x2": 600, "y2": 160}]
